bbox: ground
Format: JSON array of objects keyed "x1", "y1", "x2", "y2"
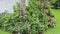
[
  {"x1": 0, "y1": 29, "x2": 10, "y2": 34},
  {"x1": 44, "y1": 9, "x2": 60, "y2": 34},
  {"x1": 0, "y1": 9, "x2": 60, "y2": 34}
]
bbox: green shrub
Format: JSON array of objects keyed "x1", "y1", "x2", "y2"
[{"x1": 0, "y1": 0, "x2": 53, "y2": 34}]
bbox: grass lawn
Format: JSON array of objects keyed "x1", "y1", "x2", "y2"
[
  {"x1": 0, "y1": 29, "x2": 11, "y2": 34},
  {"x1": 0, "y1": 9, "x2": 60, "y2": 34},
  {"x1": 44, "y1": 9, "x2": 60, "y2": 34}
]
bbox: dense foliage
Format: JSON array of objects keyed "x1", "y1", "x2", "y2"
[
  {"x1": 0, "y1": 0, "x2": 55, "y2": 34},
  {"x1": 51, "y1": 0, "x2": 60, "y2": 9}
]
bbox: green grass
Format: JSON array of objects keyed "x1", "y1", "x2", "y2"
[
  {"x1": 0, "y1": 29, "x2": 11, "y2": 34},
  {"x1": 44, "y1": 9, "x2": 60, "y2": 34},
  {"x1": 0, "y1": 9, "x2": 60, "y2": 34}
]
